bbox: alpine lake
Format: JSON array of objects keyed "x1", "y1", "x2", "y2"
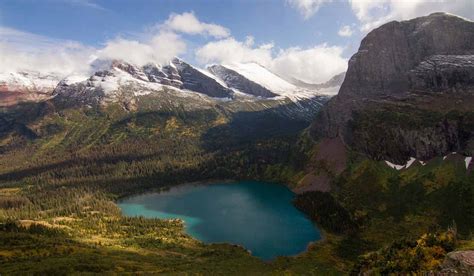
[{"x1": 118, "y1": 181, "x2": 321, "y2": 260}]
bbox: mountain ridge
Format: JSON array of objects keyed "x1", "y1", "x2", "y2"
[{"x1": 0, "y1": 58, "x2": 343, "y2": 109}]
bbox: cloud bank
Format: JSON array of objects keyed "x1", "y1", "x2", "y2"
[
  {"x1": 0, "y1": 27, "x2": 93, "y2": 76},
  {"x1": 0, "y1": 12, "x2": 227, "y2": 77},
  {"x1": 272, "y1": 45, "x2": 347, "y2": 84},
  {"x1": 196, "y1": 37, "x2": 347, "y2": 84}
]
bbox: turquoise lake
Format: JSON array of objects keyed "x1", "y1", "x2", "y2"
[{"x1": 118, "y1": 181, "x2": 321, "y2": 260}]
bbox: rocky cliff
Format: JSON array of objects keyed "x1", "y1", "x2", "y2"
[{"x1": 310, "y1": 13, "x2": 474, "y2": 162}]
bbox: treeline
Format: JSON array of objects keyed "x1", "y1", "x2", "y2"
[{"x1": 334, "y1": 159, "x2": 474, "y2": 236}]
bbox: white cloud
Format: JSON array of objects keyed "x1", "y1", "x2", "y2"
[
  {"x1": 0, "y1": 11, "x2": 234, "y2": 76},
  {"x1": 97, "y1": 31, "x2": 186, "y2": 67},
  {"x1": 0, "y1": 26, "x2": 84, "y2": 53},
  {"x1": 287, "y1": 0, "x2": 332, "y2": 19},
  {"x1": 163, "y1": 12, "x2": 230, "y2": 38},
  {"x1": 1, "y1": 9, "x2": 351, "y2": 84},
  {"x1": 349, "y1": 0, "x2": 474, "y2": 32},
  {"x1": 196, "y1": 37, "x2": 273, "y2": 66},
  {"x1": 98, "y1": 12, "x2": 229, "y2": 66},
  {"x1": 0, "y1": 27, "x2": 93, "y2": 76},
  {"x1": 272, "y1": 45, "x2": 347, "y2": 83},
  {"x1": 97, "y1": 39, "x2": 155, "y2": 66},
  {"x1": 196, "y1": 37, "x2": 347, "y2": 83},
  {"x1": 0, "y1": 26, "x2": 186, "y2": 76},
  {"x1": 338, "y1": 25, "x2": 353, "y2": 37},
  {"x1": 244, "y1": 36, "x2": 255, "y2": 47}
]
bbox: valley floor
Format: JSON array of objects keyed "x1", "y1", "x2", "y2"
[{"x1": 0, "y1": 102, "x2": 473, "y2": 274}]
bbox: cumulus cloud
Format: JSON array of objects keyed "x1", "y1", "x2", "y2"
[
  {"x1": 196, "y1": 37, "x2": 347, "y2": 83},
  {"x1": 349, "y1": 0, "x2": 474, "y2": 32},
  {"x1": 97, "y1": 11, "x2": 229, "y2": 66},
  {"x1": 196, "y1": 37, "x2": 274, "y2": 66},
  {"x1": 338, "y1": 25, "x2": 353, "y2": 37},
  {"x1": 272, "y1": 45, "x2": 347, "y2": 83},
  {"x1": 287, "y1": 0, "x2": 332, "y2": 19},
  {"x1": 97, "y1": 31, "x2": 186, "y2": 66},
  {"x1": 162, "y1": 12, "x2": 230, "y2": 38}
]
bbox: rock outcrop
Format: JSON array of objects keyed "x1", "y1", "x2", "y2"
[
  {"x1": 310, "y1": 13, "x2": 474, "y2": 162},
  {"x1": 440, "y1": 250, "x2": 474, "y2": 275}
]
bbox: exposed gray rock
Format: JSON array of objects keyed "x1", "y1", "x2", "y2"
[
  {"x1": 440, "y1": 250, "x2": 474, "y2": 275},
  {"x1": 409, "y1": 55, "x2": 474, "y2": 91},
  {"x1": 112, "y1": 61, "x2": 149, "y2": 81},
  {"x1": 171, "y1": 59, "x2": 234, "y2": 98},
  {"x1": 143, "y1": 63, "x2": 182, "y2": 88},
  {"x1": 53, "y1": 77, "x2": 105, "y2": 106}
]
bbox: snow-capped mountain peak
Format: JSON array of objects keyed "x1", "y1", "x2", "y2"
[
  {"x1": 209, "y1": 62, "x2": 342, "y2": 101},
  {"x1": 221, "y1": 62, "x2": 297, "y2": 94},
  {"x1": 0, "y1": 71, "x2": 62, "y2": 107},
  {"x1": 1, "y1": 57, "x2": 342, "y2": 107}
]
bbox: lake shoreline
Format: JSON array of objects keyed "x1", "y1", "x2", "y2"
[
  {"x1": 115, "y1": 178, "x2": 238, "y2": 202},
  {"x1": 117, "y1": 179, "x2": 323, "y2": 261}
]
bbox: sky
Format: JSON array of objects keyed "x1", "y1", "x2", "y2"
[{"x1": 0, "y1": 0, "x2": 473, "y2": 83}]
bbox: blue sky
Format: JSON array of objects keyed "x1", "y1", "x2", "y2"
[
  {"x1": 1, "y1": 0, "x2": 473, "y2": 83},
  {"x1": 0, "y1": 0, "x2": 359, "y2": 52}
]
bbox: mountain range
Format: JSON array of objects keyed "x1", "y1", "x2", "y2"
[{"x1": 0, "y1": 58, "x2": 342, "y2": 116}]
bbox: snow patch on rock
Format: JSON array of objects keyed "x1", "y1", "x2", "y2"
[
  {"x1": 466, "y1": 157, "x2": 472, "y2": 169},
  {"x1": 0, "y1": 71, "x2": 60, "y2": 93},
  {"x1": 405, "y1": 157, "x2": 417, "y2": 169},
  {"x1": 385, "y1": 160, "x2": 405, "y2": 170},
  {"x1": 385, "y1": 157, "x2": 417, "y2": 170}
]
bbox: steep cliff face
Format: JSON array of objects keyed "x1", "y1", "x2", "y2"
[{"x1": 310, "y1": 13, "x2": 474, "y2": 162}]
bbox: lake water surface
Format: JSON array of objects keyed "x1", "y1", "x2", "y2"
[{"x1": 118, "y1": 181, "x2": 321, "y2": 260}]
